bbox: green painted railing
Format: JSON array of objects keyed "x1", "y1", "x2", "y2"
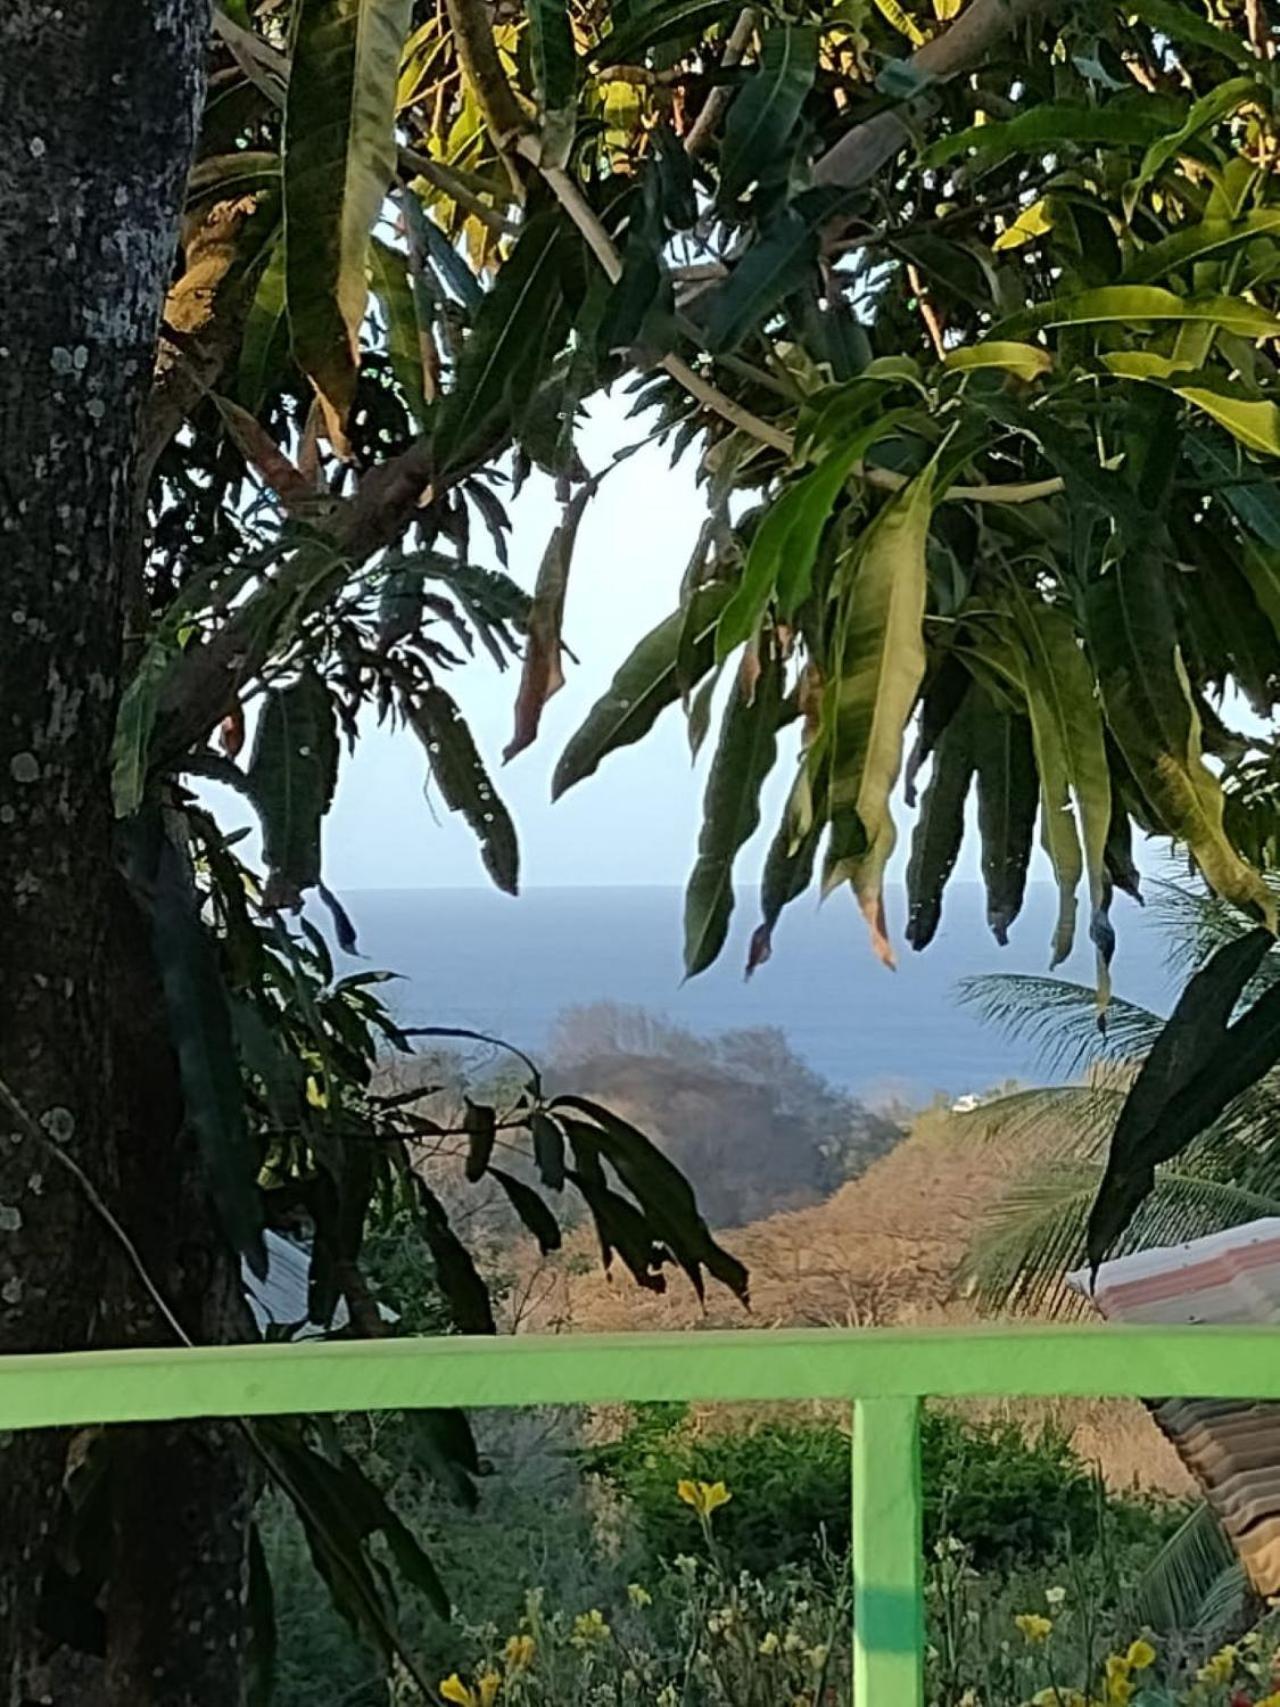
[{"x1": 6, "y1": 1322, "x2": 1278, "y2": 1702}]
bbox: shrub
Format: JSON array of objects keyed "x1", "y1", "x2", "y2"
[{"x1": 585, "y1": 1404, "x2": 1163, "y2": 1577}]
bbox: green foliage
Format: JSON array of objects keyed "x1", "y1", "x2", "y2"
[{"x1": 585, "y1": 1405, "x2": 1160, "y2": 1579}]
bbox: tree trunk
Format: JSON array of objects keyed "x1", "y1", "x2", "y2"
[{"x1": 0, "y1": 5, "x2": 217, "y2": 1703}]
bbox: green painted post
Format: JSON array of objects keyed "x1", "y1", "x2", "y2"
[{"x1": 853, "y1": 1395, "x2": 924, "y2": 1707}]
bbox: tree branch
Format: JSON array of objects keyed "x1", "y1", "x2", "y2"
[{"x1": 684, "y1": 7, "x2": 757, "y2": 158}]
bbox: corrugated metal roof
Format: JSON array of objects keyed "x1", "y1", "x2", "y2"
[
  {"x1": 243, "y1": 1231, "x2": 348, "y2": 1341},
  {"x1": 1068, "y1": 1221, "x2": 1280, "y2": 1594}
]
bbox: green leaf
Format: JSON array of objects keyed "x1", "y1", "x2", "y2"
[
  {"x1": 284, "y1": 0, "x2": 413, "y2": 451},
  {"x1": 554, "y1": 1095, "x2": 749, "y2": 1302},
  {"x1": 1126, "y1": 0, "x2": 1256, "y2": 66},
  {"x1": 905, "y1": 686, "x2": 975, "y2": 951},
  {"x1": 463, "y1": 1098, "x2": 496, "y2": 1181},
  {"x1": 702, "y1": 209, "x2": 819, "y2": 353},
  {"x1": 506, "y1": 483, "x2": 594, "y2": 762},
  {"x1": 716, "y1": 411, "x2": 914, "y2": 659},
  {"x1": 1174, "y1": 386, "x2": 1280, "y2": 458},
  {"x1": 526, "y1": 0, "x2": 577, "y2": 164},
  {"x1": 246, "y1": 1524, "x2": 276, "y2": 1707},
  {"x1": 112, "y1": 632, "x2": 185, "y2": 818},
  {"x1": 553, "y1": 582, "x2": 732, "y2": 798},
  {"x1": 1087, "y1": 929, "x2": 1275, "y2": 1265},
  {"x1": 431, "y1": 212, "x2": 572, "y2": 474},
  {"x1": 1009, "y1": 597, "x2": 1112, "y2": 984},
  {"x1": 1006, "y1": 286, "x2": 1280, "y2": 340},
  {"x1": 684, "y1": 647, "x2": 783, "y2": 977},
  {"x1": 944, "y1": 341, "x2": 1052, "y2": 382},
  {"x1": 1086, "y1": 554, "x2": 1276, "y2": 929},
  {"x1": 1121, "y1": 210, "x2": 1280, "y2": 285},
  {"x1": 746, "y1": 767, "x2": 824, "y2": 976},
  {"x1": 924, "y1": 101, "x2": 1169, "y2": 169},
  {"x1": 122, "y1": 817, "x2": 265, "y2": 1273},
  {"x1": 246, "y1": 669, "x2": 340, "y2": 909},
  {"x1": 823, "y1": 463, "x2": 938, "y2": 965},
  {"x1": 592, "y1": 0, "x2": 732, "y2": 69},
  {"x1": 720, "y1": 25, "x2": 818, "y2": 202},
  {"x1": 1131, "y1": 76, "x2": 1262, "y2": 202},
  {"x1": 972, "y1": 690, "x2": 1037, "y2": 947},
  {"x1": 238, "y1": 232, "x2": 289, "y2": 410},
  {"x1": 565, "y1": 1165, "x2": 667, "y2": 1292},
  {"x1": 409, "y1": 683, "x2": 519, "y2": 893},
  {"x1": 414, "y1": 1180, "x2": 497, "y2": 1332},
  {"x1": 369, "y1": 237, "x2": 428, "y2": 429},
  {"x1": 491, "y1": 1167, "x2": 562, "y2": 1253}
]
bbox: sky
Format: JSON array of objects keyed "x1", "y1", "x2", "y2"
[{"x1": 200, "y1": 392, "x2": 1085, "y2": 898}]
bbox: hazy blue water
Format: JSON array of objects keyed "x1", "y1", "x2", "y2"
[{"x1": 334, "y1": 882, "x2": 1176, "y2": 1104}]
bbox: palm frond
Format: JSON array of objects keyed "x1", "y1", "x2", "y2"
[
  {"x1": 955, "y1": 975, "x2": 1164, "y2": 1080},
  {"x1": 1148, "y1": 876, "x2": 1280, "y2": 998},
  {"x1": 951, "y1": 1085, "x2": 1123, "y2": 1161},
  {"x1": 1128, "y1": 1502, "x2": 1239, "y2": 1635}
]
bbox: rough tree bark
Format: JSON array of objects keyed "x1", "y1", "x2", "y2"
[{"x1": 0, "y1": 6, "x2": 254, "y2": 1704}]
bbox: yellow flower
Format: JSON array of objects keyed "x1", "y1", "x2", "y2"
[
  {"x1": 439, "y1": 1669, "x2": 500, "y2": 1706},
  {"x1": 440, "y1": 1679, "x2": 475, "y2": 1707},
  {"x1": 476, "y1": 1672, "x2": 500, "y2": 1707},
  {"x1": 758, "y1": 1631, "x2": 780, "y2": 1656},
  {"x1": 627, "y1": 1582, "x2": 652, "y2": 1608},
  {"x1": 1014, "y1": 1613, "x2": 1053, "y2": 1644},
  {"x1": 570, "y1": 1608, "x2": 611, "y2": 1648},
  {"x1": 1125, "y1": 1638, "x2": 1156, "y2": 1672},
  {"x1": 1197, "y1": 1645, "x2": 1238, "y2": 1686},
  {"x1": 1256, "y1": 1694, "x2": 1280, "y2": 1707},
  {"x1": 502, "y1": 1633, "x2": 535, "y2": 1674},
  {"x1": 1103, "y1": 1672, "x2": 1134, "y2": 1707},
  {"x1": 676, "y1": 1479, "x2": 732, "y2": 1519}
]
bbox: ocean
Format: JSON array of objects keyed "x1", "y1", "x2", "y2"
[{"x1": 334, "y1": 880, "x2": 1177, "y2": 1105}]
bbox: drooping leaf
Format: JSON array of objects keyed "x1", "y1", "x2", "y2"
[
  {"x1": 246, "y1": 668, "x2": 340, "y2": 910},
  {"x1": 1086, "y1": 555, "x2": 1275, "y2": 928},
  {"x1": 506, "y1": 482, "x2": 595, "y2": 762},
  {"x1": 555, "y1": 1095, "x2": 749, "y2": 1302},
  {"x1": 491, "y1": 1167, "x2": 562, "y2": 1253},
  {"x1": 238, "y1": 232, "x2": 289, "y2": 410},
  {"x1": 746, "y1": 767, "x2": 824, "y2": 977},
  {"x1": 1087, "y1": 929, "x2": 1275, "y2": 1265},
  {"x1": 409, "y1": 683, "x2": 519, "y2": 893},
  {"x1": 553, "y1": 582, "x2": 732, "y2": 798},
  {"x1": 284, "y1": 0, "x2": 413, "y2": 452},
  {"x1": 121, "y1": 816, "x2": 265, "y2": 1273},
  {"x1": 1173, "y1": 386, "x2": 1280, "y2": 458},
  {"x1": 526, "y1": 0, "x2": 577, "y2": 165},
  {"x1": 944, "y1": 341, "x2": 1052, "y2": 382},
  {"x1": 702, "y1": 209, "x2": 820, "y2": 353},
  {"x1": 462, "y1": 1098, "x2": 496, "y2": 1181},
  {"x1": 1122, "y1": 210, "x2": 1280, "y2": 285},
  {"x1": 530, "y1": 1108, "x2": 567, "y2": 1190},
  {"x1": 684, "y1": 645, "x2": 783, "y2": 976},
  {"x1": 1131, "y1": 76, "x2": 1262, "y2": 202},
  {"x1": 972, "y1": 690, "x2": 1038, "y2": 947},
  {"x1": 592, "y1": 0, "x2": 733, "y2": 70},
  {"x1": 413, "y1": 1180, "x2": 497, "y2": 1332},
  {"x1": 905, "y1": 685, "x2": 975, "y2": 951},
  {"x1": 369, "y1": 237, "x2": 428, "y2": 429},
  {"x1": 823, "y1": 461, "x2": 938, "y2": 965},
  {"x1": 720, "y1": 25, "x2": 818, "y2": 202},
  {"x1": 924, "y1": 101, "x2": 1170, "y2": 169}
]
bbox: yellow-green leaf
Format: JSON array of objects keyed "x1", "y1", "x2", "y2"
[
  {"x1": 945, "y1": 341, "x2": 1052, "y2": 382},
  {"x1": 993, "y1": 198, "x2": 1054, "y2": 252},
  {"x1": 285, "y1": 0, "x2": 413, "y2": 454}
]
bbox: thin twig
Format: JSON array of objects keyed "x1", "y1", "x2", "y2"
[{"x1": 684, "y1": 6, "x2": 757, "y2": 157}]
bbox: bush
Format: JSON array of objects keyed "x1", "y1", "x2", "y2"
[{"x1": 585, "y1": 1404, "x2": 1163, "y2": 1578}]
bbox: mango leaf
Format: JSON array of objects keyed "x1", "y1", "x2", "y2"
[
  {"x1": 685, "y1": 646, "x2": 783, "y2": 977},
  {"x1": 972, "y1": 690, "x2": 1037, "y2": 947},
  {"x1": 905, "y1": 686, "x2": 975, "y2": 951},
  {"x1": 246, "y1": 1524, "x2": 276, "y2": 1707},
  {"x1": 716, "y1": 411, "x2": 913, "y2": 659},
  {"x1": 1126, "y1": 0, "x2": 1256, "y2": 66},
  {"x1": 592, "y1": 0, "x2": 733, "y2": 69},
  {"x1": 530, "y1": 1108, "x2": 566, "y2": 1190},
  {"x1": 944, "y1": 341, "x2": 1052, "y2": 382},
  {"x1": 526, "y1": 0, "x2": 577, "y2": 165},
  {"x1": 1086, "y1": 554, "x2": 1275, "y2": 929},
  {"x1": 992, "y1": 198, "x2": 1054, "y2": 252},
  {"x1": 1131, "y1": 76, "x2": 1262, "y2": 202},
  {"x1": 1087, "y1": 930, "x2": 1275, "y2": 1266},
  {"x1": 702, "y1": 209, "x2": 819, "y2": 353},
  {"x1": 246, "y1": 669, "x2": 340, "y2": 910},
  {"x1": 1122, "y1": 210, "x2": 1280, "y2": 285},
  {"x1": 413, "y1": 1180, "x2": 497, "y2": 1333},
  {"x1": 747, "y1": 766, "x2": 824, "y2": 977},
  {"x1": 720, "y1": 25, "x2": 818, "y2": 202},
  {"x1": 1173, "y1": 386, "x2": 1280, "y2": 458},
  {"x1": 409, "y1": 684, "x2": 519, "y2": 893},
  {"x1": 1008, "y1": 596, "x2": 1112, "y2": 986},
  {"x1": 284, "y1": 0, "x2": 412, "y2": 452},
  {"x1": 924, "y1": 102, "x2": 1170, "y2": 169},
  {"x1": 1005, "y1": 286, "x2": 1280, "y2": 340},
  {"x1": 566, "y1": 1166, "x2": 667, "y2": 1292},
  {"x1": 238, "y1": 233, "x2": 289, "y2": 410},
  {"x1": 369, "y1": 237, "x2": 428, "y2": 429},
  {"x1": 491, "y1": 1167, "x2": 562, "y2": 1253},
  {"x1": 122, "y1": 816, "x2": 266, "y2": 1273},
  {"x1": 554, "y1": 1095, "x2": 749, "y2": 1302},
  {"x1": 462, "y1": 1098, "x2": 496, "y2": 1181},
  {"x1": 431, "y1": 212, "x2": 572, "y2": 475},
  {"x1": 822, "y1": 462, "x2": 937, "y2": 965},
  {"x1": 506, "y1": 482, "x2": 594, "y2": 761},
  {"x1": 553, "y1": 582, "x2": 732, "y2": 798}
]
